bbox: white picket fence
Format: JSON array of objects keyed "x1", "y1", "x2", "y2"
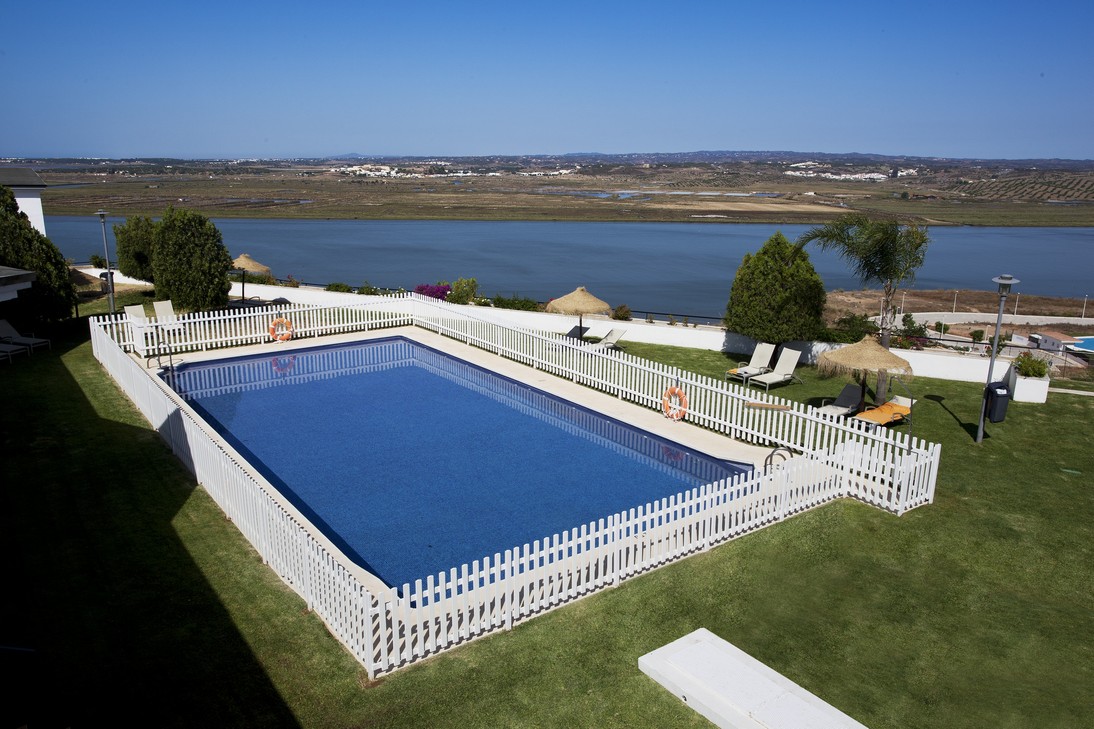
[{"x1": 89, "y1": 294, "x2": 941, "y2": 677}]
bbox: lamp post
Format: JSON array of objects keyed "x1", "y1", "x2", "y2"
[
  {"x1": 900, "y1": 291, "x2": 907, "y2": 315},
  {"x1": 1013, "y1": 292, "x2": 1020, "y2": 315},
  {"x1": 952, "y1": 290, "x2": 958, "y2": 313},
  {"x1": 976, "y1": 274, "x2": 1019, "y2": 443},
  {"x1": 96, "y1": 209, "x2": 115, "y2": 314},
  {"x1": 1084, "y1": 295, "x2": 1088, "y2": 319}
]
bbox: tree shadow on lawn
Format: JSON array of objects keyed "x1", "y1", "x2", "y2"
[{"x1": 0, "y1": 328, "x2": 301, "y2": 728}]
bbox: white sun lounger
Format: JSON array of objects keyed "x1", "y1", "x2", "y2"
[
  {"x1": 0, "y1": 319, "x2": 50, "y2": 353},
  {"x1": 749, "y1": 348, "x2": 803, "y2": 393},
  {"x1": 726, "y1": 342, "x2": 775, "y2": 384}
]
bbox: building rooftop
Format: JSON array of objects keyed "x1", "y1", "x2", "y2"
[{"x1": 0, "y1": 167, "x2": 47, "y2": 188}]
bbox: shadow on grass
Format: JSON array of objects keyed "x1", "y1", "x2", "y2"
[
  {"x1": 924, "y1": 393, "x2": 986, "y2": 441},
  {"x1": 0, "y1": 321, "x2": 300, "y2": 728}
]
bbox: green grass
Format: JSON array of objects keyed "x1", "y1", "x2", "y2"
[{"x1": 3, "y1": 318, "x2": 1092, "y2": 727}]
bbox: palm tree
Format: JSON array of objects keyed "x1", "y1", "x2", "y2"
[{"x1": 797, "y1": 213, "x2": 930, "y2": 400}]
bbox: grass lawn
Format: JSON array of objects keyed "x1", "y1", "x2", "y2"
[{"x1": 3, "y1": 301, "x2": 1092, "y2": 727}]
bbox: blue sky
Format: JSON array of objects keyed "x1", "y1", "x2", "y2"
[{"x1": 3, "y1": 0, "x2": 1092, "y2": 160}]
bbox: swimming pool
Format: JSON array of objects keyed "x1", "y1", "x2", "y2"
[
  {"x1": 166, "y1": 337, "x2": 752, "y2": 587},
  {"x1": 1070, "y1": 336, "x2": 1094, "y2": 353}
]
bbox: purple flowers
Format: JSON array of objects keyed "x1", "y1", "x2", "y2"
[{"x1": 414, "y1": 283, "x2": 452, "y2": 300}]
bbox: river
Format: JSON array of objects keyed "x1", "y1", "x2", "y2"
[{"x1": 46, "y1": 216, "x2": 1094, "y2": 319}]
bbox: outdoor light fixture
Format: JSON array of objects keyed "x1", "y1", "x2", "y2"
[
  {"x1": 976, "y1": 274, "x2": 1019, "y2": 443},
  {"x1": 96, "y1": 209, "x2": 115, "y2": 314}
]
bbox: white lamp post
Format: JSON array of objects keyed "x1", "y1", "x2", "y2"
[
  {"x1": 1084, "y1": 295, "x2": 1088, "y2": 319},
  {"x1": 976, "y1": 274, "x2": 1018, "y2": 443},
  {"x1": 1013, "y1": 292, "x2": 1020, "y2": 315},
  {"x1": 96, "y1": 209, "x2": 115, "y2": 314}
]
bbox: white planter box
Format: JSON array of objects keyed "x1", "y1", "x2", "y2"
[{"x1": 1013, "y1": 375, "x2": 1049, "y2": 403}]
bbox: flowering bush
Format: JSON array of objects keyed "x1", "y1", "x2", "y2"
[
  {"x1": 414, "y1": 283, "x2": 452, "y2": 300},
  {"x1": 1013, "y1": 351, "x2": 1049, "y2": 378}
]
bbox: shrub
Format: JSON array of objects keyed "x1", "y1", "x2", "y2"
[
  {"x1": 1013, "y1": 351, "x2": 1049, "y2": 378},
  {"x1": 934, "y1": 321, "x2": 947, "y2": 335},
  {"x1": 900, "y1": 313, "x2": 929, "y2": 338},
  {"x1": 414, "y1": 282, "x2": 451, "y2": 300},
  {"x1": 283, "y1": 275, "x2": 300, "y2": 288},
  {"x1": 970, "y1": 329, "x2": 985, "y2": 343},
  {"x1": 358, "y1": 281, "x2": 382, "y2": 295},
  {"x1": 612, "y1": 304, "x2": 632, "y2": 321},
  {"x1": 89, "y1": 253, "x2": 107, "y2": 268},
  {"x1": 667, "y1": 315, "x2": 677, "y2": 326},
  {"x1": 325, "y1": 282, "x2": 353, "y2": 293},
  {"x1": 152, "y1": 206, "x2": 232, "y2": 311},
  {"x1": 645, "y1": 313, "x2": 654, "y2": 323},
  {"x1": 447, "y1": 277, "x2": 478, "y2": 305},
  {"x1": 491, "y1": 293, "x2": 540, "y2": 311}
]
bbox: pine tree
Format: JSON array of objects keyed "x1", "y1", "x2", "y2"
[{"x1": 724, "y1": 232, "x2": 826, "y2": 344}]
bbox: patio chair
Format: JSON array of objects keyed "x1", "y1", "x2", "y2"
[
  {"x1": 853, "y1": 395, "x2": 915, "y2": 429},
  {"x1": 0, "y1": 319, "x2": 50, "y2": 352},
  {"x1": 748, "y1": 348, "x2": 803, "y2": 393},
  {"x1": 587, "y1": 329, "x2": 626, "y2": 351},
  {"x1": 0, "y1": 341, "x2": 30, "y2": 363},
  {"x1": 725, "y1": 342, "x2": 776, "y2": 384}
]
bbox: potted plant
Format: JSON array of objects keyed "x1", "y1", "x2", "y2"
[{"x1": 1011, "y1": 351, "x2": 1050, "y2": 403}]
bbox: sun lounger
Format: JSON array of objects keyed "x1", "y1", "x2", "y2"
[
  {"x1": 0, "y1": 341, "x2": 30, "y2": 363},
  {"x1": 153, "y1": 299, "x2": 180, "y2": 327},
  {"x1": 0, "y1": 320, "x2": 50, "y2": 353},
  {"x1": 587, "y1": 329, "x2": 626, "y2": 351},
  {"x1": 748, "y1": 348, "x2": 803, "y2": 393},
  {"x1": 853, "y1": 395, "x2": 915, "y2": 428},
  {"x1": 725, "y1": 342, "x2": 776, "y2": 384},
  {"x1": 124, "y1": 305, "x2": 152, "y2": 358},
  {"x1": 814, "y1": 383, "x2": 863, "y2": 418}
]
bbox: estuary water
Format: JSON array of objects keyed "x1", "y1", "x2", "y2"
[{"x1": 46, "y1": 216, "x2": 1094, "y2": 319}]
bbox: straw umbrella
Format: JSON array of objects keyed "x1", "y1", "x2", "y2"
[
  {"x1": 545, "y1": 286, "x2": 611, "y2": 338},
  {"x1": 818, "y1": 336, "x2": 913, "y2": 408},
  {"x1": 232, "y1": 254, "x2": 272, "y2": 302}
]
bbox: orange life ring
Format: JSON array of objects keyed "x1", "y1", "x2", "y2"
[
  {"x1": 269, "y1": 317, "x2": 293, "y2": 342},
  {"x1": 662, "y1": 386, "x2": 688, "y2": 420}
]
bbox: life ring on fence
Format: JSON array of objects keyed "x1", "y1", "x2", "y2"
[
  {"x1": 662, "y1": 386, "x2": 688, "y2": 420},
  {"x1": 271, "y1": 355, "x2": 296, "y2": 375},
  {"x1": 269, "y1": 317, "x2": 294, "y2": 342}
]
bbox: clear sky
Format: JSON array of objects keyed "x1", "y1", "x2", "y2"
[{"x1": 3, "y1": 0, "x2": 1092, "y2": 160}]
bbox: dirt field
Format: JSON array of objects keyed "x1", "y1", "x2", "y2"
[{"x1": 827, "y1": 288, "x2": 1094, "y2": 338}]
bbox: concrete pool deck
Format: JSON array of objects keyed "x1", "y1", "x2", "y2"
[{"x1": 152, "y1": 326, "x2": 775, "y2": 470}]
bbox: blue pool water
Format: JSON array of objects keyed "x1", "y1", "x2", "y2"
[
  {"x1": 166, "y1": 338, "x2": 751, "y2": 587},
  {"x1": 1072, "y1": 336, "x2": 1094, "y2": 353}
]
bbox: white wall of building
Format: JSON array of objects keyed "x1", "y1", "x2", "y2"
[{"x1": 14, "y1": 189, "x2": 46, "y2": 235}]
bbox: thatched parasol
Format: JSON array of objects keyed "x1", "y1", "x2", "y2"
[
  {"x1": 545, "y1": 286, "x2": 611, "y2": 338},
  {"x1": 818, "y1": 336, "x2": 913, "y2": 406},
  {"x1": 232, "y1": 254, "x2": 272, "y2": 301}
]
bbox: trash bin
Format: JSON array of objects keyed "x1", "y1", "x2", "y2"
[
  {"x1": 98, "y1": 270, "x2": 113, "y2": 293},
  {"x1": 985, "y1": 381, "x2": 1010, "y2": 423}
]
